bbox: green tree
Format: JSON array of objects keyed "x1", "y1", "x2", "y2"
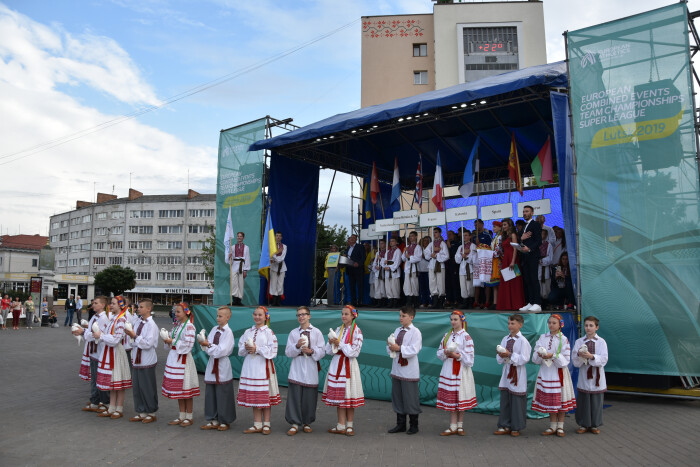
[
  {"x1": 94, "y1": 265, "x2": 136, "y2": 296},
  {"x1": 313, "y1": 204, "x2": 349, "y2": 298},
  {"x1": 201, "y1": 226, "x2": 216, "y2": 288}
]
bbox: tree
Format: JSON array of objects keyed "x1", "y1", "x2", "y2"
[
  {"x1": 94, "y1": 265, "x2": 136, "y2": 297},
  {"x1": 201, "y1": 226, "x2": 216, "y2": 288},
  {"x1": 313, "y1": 204, "x2": 349, "y2": 297}
]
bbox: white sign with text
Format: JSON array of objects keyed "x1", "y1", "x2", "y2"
[
  {"x1": 419, "y1": 211, "x2": 447, "y2": 227},
  {"x1": 480, "y1": 203, "x2": 513, "y2": 221},
  {"x1": 517, "y1": 199, "x2": 551, "y2": 217},
  {"x1": 446, "y1": 205, "x2": 478, "y2": 222},
  {"x1": 393, "y1": 209, "x2": 419, "y2": 224},
  {"x1": 375, "y1": 218, "x2": 398, "y2": 232}
]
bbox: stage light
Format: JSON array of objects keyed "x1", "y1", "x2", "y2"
[
  {"x1": 480, "y1": 100, "x2": 487, "y2": 104},
  {"x1": 372, "y1": 125, "x2": 378, "y2": 128},
  {"x1": 460, "y1": 103, "x2": 467, "y2": 108},
  {"x1": 316, "y1": 139, "x2": 321, "y2": 142},
  {"x1": 471, "y1": 102, "x2": 477, "y2": 106},
  {"x1": 329, "y1": 135, "x2": 335, "y2": 139},
  {"x1": 351, "y1": 130, "x2": 357, "y2": 133},
  {"x1": 415, "y1": 115, "x2": 420, "y2": 118},
  {"x1": 423, "y1": 113, "x2": 429, "y2": 116},
  {"x1": 406, "y1": 116, "x2": 412, "y2": 120},
  {"x1": 451, "y1": 106, "x2": 458, "y2": 109},
  {"x1": 398, "y1": 118, "x2": 404, "y2": 122}
]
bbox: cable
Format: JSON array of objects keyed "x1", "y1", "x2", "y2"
[{"x1": 0, "y1": 18, "x2": 360, "y2": 167}]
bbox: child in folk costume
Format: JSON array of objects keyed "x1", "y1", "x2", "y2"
[
  {"x1": 284, "y1": 306, "x2": 325, "y2": 436},
  {"x1": 386, "y1": 306, "x2": 423, "y2": 435},
  {"x1": 200, "y1": 306, "x2": 237, "y2": 431},
  {"x1": 572, "y1": 316, "x2": 608, "y2": 434},
  {"x1": 74, "y1": 296, "x2": 110, "y2": 413},
  {"x1": 269, "y1": 231, "x2": 287, "y2": 306},
  {"x1": 381, "y1": 237, "x2": 403, "y2": 308},
  {"x1": 531, "y1": 313, "x2": 576, "y2": 437},
  {"x1": 423, "y1": 227, "x2": 449, "y2": 309},
  {"x1": 122, "y1": 297, "x2": 136, "y2": 369},
  {"x1": 238, "y1": 306, "x2": 280, "y2": 434},
  {"x1": 125, "y1": 299, "x2": 159, "y2": 424},
  {"x1": 94, "y1": 296, "x2": 133, "y2": 419},
  {"x1": 161, "y1": 302, "x2": 200, "y2": 427},
  {"x1": 401, "y1": 231, "x2": 422, "y2": 307},
  {"x1": 494, "y1": 313, "x2": 532, "y2": 437},
  {"x1": 454, "y1": 230, "x2": 476, "y2": 309},
  {"x1": 371, "y1": 239, "x2": 387, "y2": 307},
  {"x1": 323, "y1": 305, "x2": 364, "y2": 436},
  {"x1": 436, "y1": 310, "x2": 477, "y2": 436}
]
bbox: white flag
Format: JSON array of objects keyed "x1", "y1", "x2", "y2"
[{"x1": 223, "y1": 207, "x2": 234, "y2": 264}]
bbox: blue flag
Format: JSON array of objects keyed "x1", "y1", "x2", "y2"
[
  {"x1": 458, "y1": 137, "x2": 480, "y2": 199},
  {"x1": 390, "y1": 156, "x2": 400, "y2": 213}
]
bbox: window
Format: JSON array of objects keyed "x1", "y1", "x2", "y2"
[
  {"x1": 68, "y1": 258, "x2": 78, "y2": 267},
  {"x1": 50, "y1": 235, "x2": 58, "y2": 242},
  {"x1": 80, "y1": 258, "x2": 89, "y2": 266},
  {"x1": 464, "y1": 63, "x2": 517, "y2": 71},
  {"x1": 70, "y1": 245, "x2": 80, "y2": 252},
  {"x1": 136, "y1": 272, "x2": 151, "y2": 281},
  {"x1": 157, "y1": 241, "x2": 182, "y2": 250},
  {"x1": 94, "y1": 242, "x2": 105, "y2": 250},
  {"x1": 93, "y1": 257, "x2": 106, "y2": 265},
  {"x1": 51, "y1": 222, "x2": 60, "y2": 230},
  {"x1": 96, "y1": 213, "x2": 107, "y2": 220},
  {"x1": 111, "y1": 226, "x2": 123, "y2": 235},
  {"x1": 128, "y1": 241, "x2": 152, "y2": 250},
  {"x1": 80, "y1": 243, "x2": 90, "y2": 251},
  {"x1": 129, "y1": 225, "x2": 153, "y2": 234},
  {"x1": 109, "y1": 257, "x2": 123, "y2": 265},
  {"x1": 158, "y1": 225, "x2": 183, "y2": 234},
  {"x1": 156, "y1": 272, "x2": 181, "y2": 281},
  {"x1": 57, "y1": 259, "x2": 66, "y2": 267},
  {"x1": 32, "y1": 259, "x2": 38, "y2": 267},
  {"x1": 188, "y1": 224, "x2": 212, "y2": 234},
  {"x1": 70, "y1": 218, "x2": 80, "y2": 226},
  {"x1": 95, "y1": 227, "x2": 107, "y2": 236},
  {"x1": 127, "y1": 256, "x2": 152, "y2": 265},
  {"x1": 186, "y1": 272, "x2": 209, "y2": 281},
  {"x1": 58, "y1": 247, "x2": 68, "y2": 254},
  {"x1": 59, "y1": 233, "x2": 68, "y2": 241},
  {"x1": 130, "y1": 210, "x2": 154, "y2": 218},
  {"x1": 187, "y1": 241, "x2": 204, "y2": 250},
  {"x1": 69, "y1": 231, "x2": 79, "y2": 239},
  {"x1": 413, "y1": 43, "x2": 427, "y2": 57},
  {"x1": 156, "y1": 256, "x2": 183, "y2": 265},
  {"x1": 110, "y1": 241, "x2": 123, "y2": 249},
  {"x1": 61, "y1": 220, "x2": 69, "y2": 227},
  {"x1": 159, "y1": 209, "x2": 184, "y2": 218},
  {"x1": 187, "y1": 256, "x2": 204, "y2": 265},
  {"x1": 189, "y1": 209, "x2": 214, "y2": 217},
  {"x1": 82, "y1": 215, "x2": 91, "y2": 223},
  {"x1": 111, "y1": 211, "x2": 124, "y2": 219},
  {"x1": 413, "y1": 71, "x2": 428, "y2": 85},
  {"x1": 80, "y1": 229, "x2": 90, "y2": 238}
]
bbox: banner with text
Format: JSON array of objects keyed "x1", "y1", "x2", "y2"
[{"x1": 568, "y1": 3, "x2": 700, "y2": 376}]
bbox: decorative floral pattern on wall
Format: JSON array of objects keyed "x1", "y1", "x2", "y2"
[{"x1": 362, "y1": 18, "x2": 424, "y2": 39}]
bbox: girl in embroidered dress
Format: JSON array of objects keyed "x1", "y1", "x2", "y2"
[
  {"x1": 323, "y1": 305, "x2": 364, "y2": 436},
  {"x1": 238, "y1": 306, "x2": 280, "y2": 435},
  {"x1": 161, "y1": 302, "x2": 200, "y2": 427},
  {"x1": 436, "y1": 310, "x2": 477, "y2": 436},
  {"x1": 94, "y1": 296, "x2": 132, "y2": 419},
  {"x1": 531, "y1": 313, "x2": 576, "y2": 437}
]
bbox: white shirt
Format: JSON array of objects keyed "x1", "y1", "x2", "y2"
[
  {"x1": 285, "y1": 324, "x2": 325, "y2": 386},
  {"x1": 538, "y1": 242, "x2": 554, "y2": 280},
  {"x1": 496, "y1": 331, "x2": 532, "y2": 395},
  {"x1": 542, "y1": 224, "x2": 556, "y2": 246},
  {"x1": 401, "y1": 244, "x2": 423, "y2": 274},
  {"x1": 131, "y1": 316, "x2": 158, "y2": 368},
  {"x1": 572, "y1": 334, "x2": 608, "y2": 393},
  {"x1": 386, "y1": 324, "x2": 422, "y2": 381},
  {"x1": 381, "y1": 247, "x2": 403, "y2": 279},
  {"x1": 423, "y1": 240, "x2": 449, "y2": 270},
  {"x1": 123, "y1": 310, "x2": 135, "y2": 350},
  {"x1": 232, "y1": 243, "x2": 251, "y2": 271},
  {"x1": 84, "y1": 311, "x2": 109, "y2": 360},
  {"x1": 455, "y1": 242, "x2": 476, "y2": 276},
  {"x1": 204, "y1": 324, "x2": 235, "y2": 384},
  {"x1": 270, "y1": 243, "x2": 287, "y2": 273}
]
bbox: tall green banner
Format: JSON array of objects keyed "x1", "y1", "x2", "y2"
[
  {"x1": 213, "y1": 119, "x2": 267, "y2": 306},
  {"x1": 568, "y1": 3, "x2": 700, "y2": 376}
]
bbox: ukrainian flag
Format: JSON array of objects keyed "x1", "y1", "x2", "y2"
[
  {"x1": 362, "y1": 172, "x2": 373, "y2": 227},
  {"x1": 258, "y1": 206, "x2": 278, "y2": 280}
]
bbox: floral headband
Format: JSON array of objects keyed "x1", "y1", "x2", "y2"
[
  {"x1": 179, "y1": 302, "x2": 193, "y2": 323},
  {"x1": 345, "y1": 304, "x2": 358, "y2": 319},
  {"x1": 551, "y1": 313, "x2": 564, "y2": 328},
  {"x1": 115, "y1": 295, "x2": 127, "y2": 312}
]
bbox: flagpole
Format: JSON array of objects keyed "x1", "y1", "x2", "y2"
[
  {"x1": 378, "y1": 189, "x2": 386, "y2": 219},
  {"x1": 229, "y1": 238, "x2": 234, "y2": 305}
]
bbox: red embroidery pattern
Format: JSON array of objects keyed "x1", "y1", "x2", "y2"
[{"x1": 362, "y1": 19, "x2": 424, "y2": 39}]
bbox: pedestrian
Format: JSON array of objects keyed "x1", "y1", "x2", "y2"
[
  {"x1": 64, "y1": 294, "x2": 76, "y2": 326},
  {"x1": 11, "y1": 296, "x2": 22, "y2": 330},
  {"x1": 76, "y1": 295, "x2": 83, "y2": 323},
  {"x1": 24, "y1": 295, "x2": 35, "y2": 329},
  {"x1": 1, "y1": 294, "x2": 11, "y2": 329}
]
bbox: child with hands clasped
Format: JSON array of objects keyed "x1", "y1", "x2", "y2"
[
  {"x1": 125, "y1": 299, "x2": 159, "y2": 423},
  {"x1": 531, "y1": 313, "x2": 576, "y2": 437},
  {"x1": 323, "y1": 305, "x2": 364, "y2": 436},
  {"x1": 74, "y1": 296, "x2": 110, "y2": 413},
  {"x1": 572, "y1": 316, "x2": 608, "y2": 434},
  {"x1": 237, "y1": 306, "x2": 280, "y2": 435},
  {"x1": 436, "y1": 310, "x2": 477, "y2": 436},
  {"x1": 200, "y1": 306, "x2": 237, "y2": 431},
  {"x1": 161, "y1": 302, "x2": 200, "y2": 427}
]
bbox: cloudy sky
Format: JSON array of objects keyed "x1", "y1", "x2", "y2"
[{"x1": 1, "y1": 0, "x2": 697, "y2": 236}]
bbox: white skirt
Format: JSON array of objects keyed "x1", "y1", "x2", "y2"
[{"x1": 182, "y1": 352, "x2": 199, "y2": 391}]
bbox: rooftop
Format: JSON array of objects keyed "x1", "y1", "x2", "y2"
[{"x1": 0, "y1": 234, "x2": 48, "y2": 251}]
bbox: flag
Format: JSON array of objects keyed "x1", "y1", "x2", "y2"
[
  {"x1": 508, "y1": 132, "x2": 523, "y2": 196},
  {"x1": 414, "y1": 155, "x2": 423, "y2": 207},
  {"x1": 223, "y1": 207, "x2": 234, "y2": 264},
  {"x1": 370, "y1": 161, "x2": 379, "y2": 204},
  {"x1": 363, "y1": 173, "x2": 373, "y2": 224},
  {"x1": 431, "y1": 151, "x2": 444, "y2": 211},
  {"x1": 390, "y1": 157, "x2": 400, "y2": 213},
  {"x1": 258, "y1": 205, "x2": 278, "y2": 280},
  {"x1": 530, "y1": 136, "x2": 553, "y2": 187},
  {"x1": 458, "y1": 137, "x2": 480, "y2": 199}
]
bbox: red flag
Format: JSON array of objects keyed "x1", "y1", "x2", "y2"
[
  {"x1": 508, "y1": 133, "x2": 523, "y2": 196},
  {"x1": 431, "y1": 152, "x2": 444, "y2": 211},
  {"x1": 539, "y1": 136, "x2": 554, "y2": 183},
  {"x1": 370, "y1": 161, "x2": 379, "y2": 205}
]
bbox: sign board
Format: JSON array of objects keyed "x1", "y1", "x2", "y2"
[
  {"x1": 419, "y1": 211, "x2": 446, "y2": 227},
  {"x1": 375, "y1": 218, "x2": 398, "y2": 232},
  {"x1": 446, "y1": 205, "x2": 478, "y2": 222},
  {"x1": 360, "y1": 227, "x2": 383, "y2": 241},
  {"x1": 393, "y1": 209, "x2": 418, "y2": 224},
  {"x1": 127, "y1": 286, "x2": 214, "y2": 295},
  {"x1": 517, "y1": 199, "x2": 551, "y2": 217},
  {"x1": 480, "y1": 203, "x2": 513, "y2": 221}
]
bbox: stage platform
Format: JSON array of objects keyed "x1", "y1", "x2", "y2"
[{"x1": 191, "y1": 305, "x2": 578, "y2": 419}]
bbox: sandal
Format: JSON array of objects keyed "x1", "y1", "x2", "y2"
[
  {"x1": 168, "y1": 418, "x2": 182, "y2": 425},
  {"x1": 555, "y1": 428, "x2": 566, "y2": 437},
  {"x1": 303, "y1": 425, "x2": 312, "y2": 433},
  {"x1": 97, "y1": 411, "x2": 113, "y2": 418},
  {"x1": 110, "y1": 411, "x2": 123, "y2": 419},
  {"x1": 261, "y1": 426, "x2": 271, "y2": 435},
  {"x1": 201, "y1": 422, "x2": 218, "y2": 430},
  {"x1": 179, "y1": 419, "x2": 193, "y2": 427},
  {"x1": 456, "y1": 428, "x2": 465, "y2": 436},
  {"x1": 129, "y1": 415, "x2": 144, "y2": 422},
  {"x1": 328, "y1": 426, "x2": 346, "y2": 434},
  {"x1": 493, "y1": 427, "x2": 511, "y2": 435},
  {"x1": 243, "y1": 426, "x2": 262, "y2": 434},
  {"x1": 541, "y1": 428, "x2": 556, "y2": 436},
  {"x1": 440, "y1": 428, "x2": 456, "y2": 436},
  {"x1": 217, "y1": 424, "x2": 230, "y2": 431},
  {"x1": 576, "y1": 427, "x2": 588, "y2": 434},
  {"x1": 287, "y1": 426, "x2": 298, "y2": 436},
  {"x1": 142, "y1": 415, "x2": 157, "y2": 424},
  {"x1": 345, "y1": 427, "x2": 355, "y2": 436}
]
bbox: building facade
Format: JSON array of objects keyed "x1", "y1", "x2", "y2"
[
  {"x1": 361, "y1": 0, "x2": 547, "y2": 107},
  {"x1": 48, "y1": 189, "x2": 215, "y2": 306},
  {"x1": 0, "y1": 234, "x2": 46, "y2": 294}
]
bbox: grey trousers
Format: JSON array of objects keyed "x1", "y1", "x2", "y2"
[
  {"x1": 391, "y1": 378, "x2": 422, "y2": 415},
  {"x1": 25, "y1": 312, "x2": 34, "y2": 328},
  {"x1": 497, "y1": 390, "x2": 527, "y2": 432},
  {"x1": 89, "y1": 359, "x2": 110, "y2": 405},
  {"x1": 285, "y1": 382, "x2": 318, "y2": 426},
  {"x1": 204, "y1": 382, "x2": 237, "y2": 425},
  {"x1": 132, "y1": 366, "x2": 159, "y2": 414},
  {"x1": 575, "y1": 391, "x2": 604, "y2": 428}
]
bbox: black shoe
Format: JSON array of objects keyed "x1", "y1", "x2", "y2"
[
  {"x1": 431, "y1": 295, "x2": 438, "y2": 309},
  {"x1": 438, "y1": 296, "x2": 446, "y2": 309},
  {"x1": 407, "y1": 414, "x2": 419, "y2": 435},
  {"x1": 466, "y1": 297, "x2": 475, "y2": 309},
  {"x1": 388, "y1": 414, "x2": 406, "y2": 433}
]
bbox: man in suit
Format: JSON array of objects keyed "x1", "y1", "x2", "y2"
[
  {"x1": 519, "y1": 206, "x2": 542, "y2": 312},
  {"x1": 345, "y1": 234, "x2": 365, "y2": 307}
]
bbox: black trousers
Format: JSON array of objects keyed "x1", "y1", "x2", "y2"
[
  {"x1": 522, "y1": 253, "x2": 541, "y2": 305},
  {"x1": 347, "y1": 269, "x2": 364, "y2": 305}
]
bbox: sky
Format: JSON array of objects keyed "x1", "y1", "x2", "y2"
[{"x1": 1, "y1": 0, "x2": 698, "y2": 236}]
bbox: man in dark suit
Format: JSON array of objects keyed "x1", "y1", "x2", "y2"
[
  {"x1": 519, "y1": 206, "x2": 542, "y2": 312},
  {"x1": 345, "y1": 234, "x2": 365, "y2": 307}
]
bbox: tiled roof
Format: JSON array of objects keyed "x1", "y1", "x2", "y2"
[{"x1": 0, "y1": 234, "x2": 48, "y2": 251}]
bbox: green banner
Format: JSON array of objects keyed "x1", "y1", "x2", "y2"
[
  {"x1": 192, "y1": 306, "x2": 561, "y2": 419},
  {"x1": 568, "y1": 3, "x2": 700, "y2": 376},
  {"x1": 213, "y1": 119, "x2": 267, "y2": 306}
]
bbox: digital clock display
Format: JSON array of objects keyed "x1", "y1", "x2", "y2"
[{"x1": 477, "y1": 42, "x2": 505, "y2": 52}]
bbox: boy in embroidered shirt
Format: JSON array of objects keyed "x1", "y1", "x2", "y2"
[
  {"x1": 200, "y1": 306, "x2": 237, "y2": 431},
  {"x1": 125, "y1": 299, "x2": 159, "y2": 424},
  {"x1": 74, "y1": 296, "x2": 110, "y2": 413},
  {"x1": 572, "y1": 316, "x2": 608, "y2": 434},
  {"x1": 387, "y1": 306, "x2": 423, "y2": 435},
  {"x1": 494, "y1": 314, "x2": 532, "y2": 437}
]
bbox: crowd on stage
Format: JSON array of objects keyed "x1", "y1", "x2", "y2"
[
  {"x1": 330, "y1": 206, "x2": 574, "y2": 312},
  {"x1": 70, "y1": 298, "x2": 607, "y2": 438}
]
